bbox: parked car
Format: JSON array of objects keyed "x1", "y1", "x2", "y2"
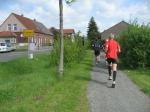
[
  {"x1": 10, "y1": 43, "x2": 17, "y2": 51},
  {"x1": 0, "y1": 43, "x2": 16, "y2": 52}
]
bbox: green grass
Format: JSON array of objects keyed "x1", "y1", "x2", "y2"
[
  {"x1": 0, "y1": 50, "x2": 92, "y2": 112},
  {"x1": 15, "y1": 46, "x2": 28, "y2": 52},
  {"x1": 125, "y1": 68, "x2": 150, "y2": 96}
]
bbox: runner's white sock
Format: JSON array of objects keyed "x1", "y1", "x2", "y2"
[
  {"x1": 113, "y1": 81, "x2": 115, "y2": 84},
  {"x1": 109, "y1": 76, "x2": 112, "y2": 79}
]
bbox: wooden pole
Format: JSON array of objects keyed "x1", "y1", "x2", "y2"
[{"x1": 59, "y1": 0, "x2": 64, "y2": 76}]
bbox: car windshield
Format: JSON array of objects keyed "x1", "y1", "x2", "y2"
[
  {"x1": 0, "y1": 43, "x2": 6, "y2": 46},
  {"x1": 6, "y1": 43, "x2": 11, "y2": 47}
]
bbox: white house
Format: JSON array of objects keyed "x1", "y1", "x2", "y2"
[
  {"x1": 0, "y1": 13, "x2": 53, "y2": 47},
  {"x1": 0, "y1": 31, "x2": 17, "y2": 44}
]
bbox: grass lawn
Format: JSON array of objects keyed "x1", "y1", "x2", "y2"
[
  {"x1": 125, "y1": 68, "x2": 150, "y2": 96},
  {"x1": 15, "y1": 46, "x2": 28, "y2": 52},
  {"x1": 0, "y1": 50, "x2": 93, "y2": 112}
]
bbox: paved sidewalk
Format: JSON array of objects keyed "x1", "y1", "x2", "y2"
[{"x1": 87, "y1": 55, "x2": 150, "y2": 112}]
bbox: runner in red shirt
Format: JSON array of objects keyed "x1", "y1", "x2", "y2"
[
  {"x1": 104, "y1": 38, "x2": 109, "y2": 65},
  {"x1": 105, "y1": 33, "x2": 121, "y2": 88}
]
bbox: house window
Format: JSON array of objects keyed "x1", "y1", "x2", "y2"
[
  {"x1": 7, "y1": 24, "x2": 11, "y2": 31},
  {"x1": 13, "y1": 24, "x2": 17, "y2": 31}
]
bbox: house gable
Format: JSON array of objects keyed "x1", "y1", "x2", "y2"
[
  {"x1": 101, "y1": 21, "x2": 129, "y2": 40},
  {"x1": 13, "y1": 13, "x2": 38, "y2": 32},
  {"x1": 0, "y1": 13, "x2": 26, "y2": 32},
  {"x1": 12, "y1": 13, "x2": 52, "y2": 35},
  {"x1": 0, "y1": 13, "x2": 53, "y2": 45}
]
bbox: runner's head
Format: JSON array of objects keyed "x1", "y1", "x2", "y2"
[
  {"x1": 109, "y1": 33, "x2": 115, "y2": 39},
  {"x1": 95, "y1": 37, "x2": 99, "y2": 41},
  {"x1": 105, "y1": 38, "x2": 109, "y2": 42}
]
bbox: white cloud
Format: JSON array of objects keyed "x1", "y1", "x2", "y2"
[
  {"x1": 0, "y1": 0, "x2": 150, "y2": 35},
  {"x1": 94, "y1": 0, "x2": 150, "y2": 31}
]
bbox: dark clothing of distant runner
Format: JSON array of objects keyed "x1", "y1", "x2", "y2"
[
  {"x1": 93, "y1": 41, "x2": 101, "y2": 56},
  {"x1": 94, "y1": 50, "x2": 100, "y2": 56}
]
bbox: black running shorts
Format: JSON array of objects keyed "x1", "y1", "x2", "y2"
[
  {"x1": 107, "y1": 58, "x2": 117, "y2": 64},
  {"x1": 94, "y1": 50, "x2": 100, "y2": 56}
]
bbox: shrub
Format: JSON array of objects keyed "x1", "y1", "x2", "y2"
[
  {"x1": 49, "y1": 36, "x2": 86, "y2": 67},
  {"x1": 118, "y1": 22, "x2": 150, "y2": 68}
]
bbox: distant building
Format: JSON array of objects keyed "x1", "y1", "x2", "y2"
[
  {"x1": 0, "y1": 13, "x2": 53, "y2": 46},
  {"x1": 63, "y1": 29, "x2": 75, "y2": 37},
  {"x1": 101, "y1": 21, "x2": 129, "y2": 40},
  {"x1": 63, "y1": 29, "x2": 75, "y2": 42},
  {"x1": 0, "y1": 31, "x2": 17, "y2": 45},
  {"x1": 49, "y1": 27, "x2": 75, "y2": 42}
]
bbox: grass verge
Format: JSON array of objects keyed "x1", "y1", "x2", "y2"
[
  {"x1": 125, "y1": 68, "x2": 150, "y2": 96},
  {"x1": 0, "y1": 50, "x2": 92, "y2": 112},
  {"x1": 15, "y1": 46, "x2": 28, "y2": 52}
]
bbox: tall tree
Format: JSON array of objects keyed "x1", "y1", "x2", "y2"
[
  {"x1": 59, "y1": 0, "x2": 76, "y2": 76},
  {"x1": 87, "y1": 17, "x2": 101, "y2": 46}
]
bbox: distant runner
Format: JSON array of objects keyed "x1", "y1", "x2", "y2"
[
  {"x1": 92, "y1": 38, "x2": 101, "y2": 64},
  {"x1": 105, "y1": 33, "x2": 121, "y2": 88}
]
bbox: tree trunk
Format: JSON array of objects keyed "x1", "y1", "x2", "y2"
[{"x1": 59, "y1": 0, "x2": 64, "y2": 76}]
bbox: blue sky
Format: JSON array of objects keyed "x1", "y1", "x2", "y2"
[{"x1": 0, "y1": 0, "x2": 149, "y2": 35}]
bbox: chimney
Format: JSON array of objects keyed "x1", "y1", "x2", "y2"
[
  {"x1": 33, "y1": 19, "x2": 36, "y2": 21},
  {"x1": 21, "y1": 14, "x2": 24, "y2": 17}
]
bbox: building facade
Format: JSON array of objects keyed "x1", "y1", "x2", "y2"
[
  {"x1": 0, "y1": 13, "x2": 53, "y2": 47},
  {"x1": 0, "y1": 31, "x2": 16, "y2": 44},
  {"x1": 49, "y1": 27, "x2": 75, "y2": 42}
]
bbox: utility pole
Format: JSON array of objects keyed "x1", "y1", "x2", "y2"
[{"x1": 59, "y1": 0, "x2": 64, "y2": 76}]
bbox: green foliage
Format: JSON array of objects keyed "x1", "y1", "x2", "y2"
[
  {"x1": 50, "y1": 27, "x2": 59, "y2": 40},
  {"x1": 118, "y1": 22, "x2": 150, "y2": 68},
  {"x1": 49, "y1": 40, "x2": 60, "y2": 65},
  {"x1": 87, "y1": 17, "x2": 101, "y2": 46},
  {"x1": 50, "y1": 36, "x2": 86, "y2": 67},
  {"x1": 65, "y1": 0, "x2": 76, "y2": 4}
]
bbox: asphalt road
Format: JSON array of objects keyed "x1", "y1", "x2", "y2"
[
  {"x1": 87, "y1": 55, "x2": 150, "y2": 112},
  {"x1": 0, "y1": 47, "x2": 51, "y2": 62}
]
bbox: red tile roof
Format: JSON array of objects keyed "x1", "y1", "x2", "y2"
[
  {"x1": 12, "y1": 13, "x2": 38, "y2": 32},
  {"x1": 49, "y1": 28, "x2": 75, "y2": 34},
  {"x1": 12, "y1": 13, "x2": 51, "y2": 35},
  {"x1": 63, "y1": 29, "x2": 75, "y2": 34},
  {"x1": 0, "y1": 31, "x2": 17, "y2": 37}
]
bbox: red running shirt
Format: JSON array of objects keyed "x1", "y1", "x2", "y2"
[
  {"x1": 106, "y1": 39, "x2": 120, "y2": 59},
  {"x1": 104, "y1": 40, "x2": 109, "y2": 58}
]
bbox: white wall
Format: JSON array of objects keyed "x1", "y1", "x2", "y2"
[
  {"x1": 0, "y1": 14, "x2": 26, "y2": 32},
  {"x1": 0, "y1": 38, "x2": 16, "y2": 43}
]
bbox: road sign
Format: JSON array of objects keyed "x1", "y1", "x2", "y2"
[{"x1": 23, "y1": 30, "x2": 34, "y2": 37}]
